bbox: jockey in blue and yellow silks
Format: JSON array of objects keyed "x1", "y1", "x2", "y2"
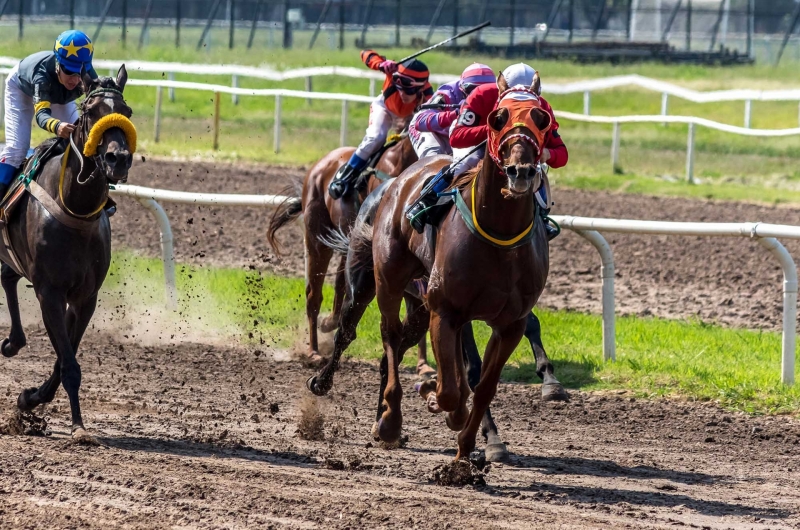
[{"x1": 0, "y1": 30, "x2": 97, "y2": 198}]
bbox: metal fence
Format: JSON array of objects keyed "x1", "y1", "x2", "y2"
[{"x1": 2, "y1": 1, "x2": 800, "y2": 62}]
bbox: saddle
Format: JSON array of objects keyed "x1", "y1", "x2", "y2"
[
  {"x1": 352, "y1": 132, "x2": 406, "y2": 192},
  {"x1": 0, "y1": 138, "x2": 66, "y2": 220}
]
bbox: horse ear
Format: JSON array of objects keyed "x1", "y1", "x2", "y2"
[
  {"x1": 116, "y1": 64, "x2": 128, "y2": 92},
  {"x1": 530, "y1": 107, "x2": 551, "y2": 131},
  {"x1": 531, "y1": 71, "x2": 541, "y2": 96},
  {"x1": 496, "y1": 71, "x2": 509, "y2": 94},
  {"x1": 488, "y1": 107, "x2": 509, "y2": 132},
  {"x1": 81, "y1": 65, "x2": 94, "y2": 93}
]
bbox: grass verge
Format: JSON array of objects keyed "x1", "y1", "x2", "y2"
[{"x1": 106, "y1": 251, "x2": 800, "y2": 416}]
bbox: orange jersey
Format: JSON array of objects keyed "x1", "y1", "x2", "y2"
[{"x1": 360, "y1": 49, "x2": 434, "y2": 118}]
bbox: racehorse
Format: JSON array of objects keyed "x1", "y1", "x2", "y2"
[
  {"x1": 317, "y1": 74, "x2": 553, "y2": 460},
  {"x1": 267, "y1": 131, "x2": 434, "y2": 374},
  {"x1": 0, "y1": 67, "x2": 134, "y2": 444}
]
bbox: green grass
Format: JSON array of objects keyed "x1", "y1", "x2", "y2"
[
  {"x1": 105, "y1": 251, "x2": 800, "y2": 416},
  {"x1": 5, "y1": 25, "x2": 800, "y2": 205}
]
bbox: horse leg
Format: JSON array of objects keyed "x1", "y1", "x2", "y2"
[
  {"x1": 402, "y1": 293, "x2": 434, "y2": 378},
  {"x1": 319, "y1": 254, "x2": 346, "y2": 333},
  {"x1": 525, "y1": 312, "x2": 568, "y2": 402},
  {"x1": 32, "y1": 288, "x2": 92, "y2": 440},
  {"x1": 1, "y1": 263, "x2": 27, "y2": 357},
  {"x1": 415, "y1": 334, "x2": 434, "y2": 378},
  {"x1": 374, "y1": 289, "x2": 407, "y2": 444},
  {"x1": 428, "y1": 312, "x2": 470, "y2": 430},
  {"x1": 372, "y1": 295, "x2": 429, "y2": 439},
  {"x1": 304, "y1": 235, "x2": 333, "y2": 364},
  {"x1": 456, "y1": 318, "x2": 526, "y2": 461},
  {"x1": 17, "y1": 295, "x2": 97, "y2": 414},
  {"x1": 461, "y1": 323, "x2": 508, "y2": 462},
  {"x1": 307, "y1": 264, "x2": 376, "y2": 396}
]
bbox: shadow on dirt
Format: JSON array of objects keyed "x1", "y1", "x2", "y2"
[
  {"x1": 497, "y1": 481, "x2": 789, "y2": 520},
  {"x1": 99, "y1": 435, "x2": 317, "y2": 467},
  {"x1": 507, "y1": 454, "x2": 725, "y2": 485}
]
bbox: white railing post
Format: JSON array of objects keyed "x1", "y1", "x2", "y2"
[
  {"x1": 744, "y1": 99, "x2": 752, "y2": 128},
  {"x1": 575, "y1": 229, "x2": 616, "y2": 362},
  {"x1": 274, "y1": 95, "x2": 282, "y2": 153},
  {"x1": 340, "y1": 100, "x2": 349, "y2": 147},
  {"x1": 213, "y1": 92, "x2": 221, "y2": 151},
  {"x1": 168, "y1": 72, "x2": 175, "y2": 102},
  {"x1": 757, "y1": 237, "x2": 797, "y2": 386},
  {"x1": 369, "y1": 78, "x2": 376, "y2": 97},
  {"x1": 136, "y1": 198, "x2": 177, "y2": 310},
  {"x1": 611, "y1": 122, "x2": 621, "y2": 174},
  {"x1": 686, "y1": 122, "x2": 696, "y2": 183},
  {"x1": 154, "y1": 86, "x2": 163, "y2": 143},
  {"x1": 232, "y1": 74, "x2": 239, "y2": 105},
  {"x1": 797, "y1": 101, "x2": 800, "y2": 128},
  {"x1": 661, "y1": 92, "x2": 668, "y2": 126},
  {"x1": 583, "y1": 90, "x2": 590, "y2": 115}
]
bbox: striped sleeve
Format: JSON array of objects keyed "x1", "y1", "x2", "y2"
[
  {"x1": 33, "y1": 81, "x2": 60, "y2": 133},
  {"x1": 360, "y1": 49, "x2": 385, "y2": 71}
]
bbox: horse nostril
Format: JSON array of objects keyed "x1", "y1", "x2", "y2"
[{"x1": 104, "y1": 152, "x2": 117, "y2": 166}]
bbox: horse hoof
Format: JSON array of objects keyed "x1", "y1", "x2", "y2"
[
  {"x1": 541, "y1": 383, "x2": 569, "y2": 402},
  {"x1": 426, "y1": 394, "x2": 442, "y2": 414},
  {"x1": 416, "y1": 362, "x2": 436, "y2": 379},
  {"x1": 71, "y1": 427, "x2": 100, "y2": 446},
  {"x1": 485, "y1": 442, "x2": 509, "y2": 463},
  {"x1": 1, "y1": 338, "x2": 18, "y2": 358},
  {"x1": 318, "y1": 315, "x2": 338, "y2": 334},
  {"x1": 376, "y1": 417, "x2": 402, "y2": 445},
  {"x1": 16, "y1": 387, "x2": 38, "y2": 412},
  {"x1": 306, "y1": 376, "x2": 327, "y2": 396}
]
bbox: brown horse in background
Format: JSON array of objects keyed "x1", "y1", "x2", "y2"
[
  {"x1": 267, "y1": 134, "x2": 432, "y2": 372},
  {"x1": 348, "y1": 76, "x2": 552, "y2": 459}
]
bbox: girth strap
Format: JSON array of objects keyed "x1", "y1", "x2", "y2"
[{"x1": 28, "y1": 181, "x2": 102, "y2": 232}]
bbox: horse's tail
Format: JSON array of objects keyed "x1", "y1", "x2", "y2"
[
  {"x1": 346, "y1": 216, "x2": 375, "y2": 272},
  {"x1": 317, "y1": 227, "x2": 351, "y2": 255},
  {"x1": 266, "y1": 187, "x2": 302, "y2": 255}
]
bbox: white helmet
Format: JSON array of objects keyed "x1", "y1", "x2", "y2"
[{"x1": 500, "y1": 63, "x2": 541, "y2": 97}]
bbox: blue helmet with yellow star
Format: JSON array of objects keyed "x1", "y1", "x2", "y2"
[{"x1": 54, "y1": 30, "x2": 94, "y2": 74}]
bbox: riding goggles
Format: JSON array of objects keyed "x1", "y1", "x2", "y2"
[{"x1": 392, "y1": 73, "x2": 426, "y2": 94}]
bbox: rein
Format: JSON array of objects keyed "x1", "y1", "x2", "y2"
[{"x1": 58, "y1": 87, "x2": 136, "y2": 218}]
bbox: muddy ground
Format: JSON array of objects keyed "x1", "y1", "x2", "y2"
[
  {"x1": 113, "y1": 157, "x2": 800, "y2": 331},
  {"x1": 1, "y1": 157, "x2": 799, "y2": 528},
  {"x1": 0, "y1": 330, "x2": 799, "y2": 529}
]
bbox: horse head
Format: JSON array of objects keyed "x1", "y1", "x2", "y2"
[
  {"x1": 487, "y1": 71, "x2": 551, "y2": 198},
  {"x1": 78, "y1": 65, "x2": 134, "y2": 184}
]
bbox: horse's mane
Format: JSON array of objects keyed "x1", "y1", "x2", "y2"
[{"x1": 449, "y1": 161, "x2": 483, "y2": 192}]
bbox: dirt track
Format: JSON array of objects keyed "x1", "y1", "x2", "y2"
[
  {"x1": 112, "y1": 157, "x2": 800, "y2": 331},
  {"x1": 0, "y1": 329, "x2": 799, "y2": 529},
  {"x1": 1, "y1": 158, "x2": 800, "y2": 528}
]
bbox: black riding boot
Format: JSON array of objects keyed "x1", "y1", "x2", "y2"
[
  {"x1": 104, "y1": 197, "x2": 117, "y2": 217},
  {"x1": 328, "y1": 164, "x2": 359, "y2": 200},
  {"x1": 541, "y1": 208, "x2": 559, "y2": 241},
  {"x1": 405, "y1": 165, "x2": 452, "y2": 234}
]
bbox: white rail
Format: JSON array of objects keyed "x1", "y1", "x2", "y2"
[
  {"x1": 109, "y1": 183, "x2": 799, "y2": 386},
  {"x1": 554, "y1": 110, "x2": 800, "y2": 182}
]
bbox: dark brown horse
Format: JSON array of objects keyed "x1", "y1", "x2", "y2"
[
  {"x1": 267, "y1": 135, "x2": 434, "y2": 374},
  {"x1": 0, "y1": 67, "x2": 133, "y2": 444},
  {"x1": 341, "y1": 77, "x2": 552, "y2": 460}
]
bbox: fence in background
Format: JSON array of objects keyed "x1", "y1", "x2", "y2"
[{"x1": 108, "y1": 183, "x2": 800, "y2": 386}]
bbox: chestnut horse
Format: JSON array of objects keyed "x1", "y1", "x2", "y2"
[
  {"x1": 267, "y1": 134, "x2": 433, "y2": 372},
  {"x1": 345, "y1": 78, "x2": 552, "y2": 459}
]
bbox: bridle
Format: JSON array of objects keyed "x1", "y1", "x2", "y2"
[{"x1": 70, "y1": 87, "x2": 131, "y2": 186}]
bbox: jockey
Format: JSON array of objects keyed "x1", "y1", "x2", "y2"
[
  {"x1": 408, "y1": 62, "x2": 495, "y2": 159},
  {"x1": 328, "y1": 50, "x2": 434, "y2": 200},
  {"x1": 407, "y1": 63, "x2": 567, "y2": 239},
  {"x1": 0, "y1": 30, "x2": 98, "y2": 199}
]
